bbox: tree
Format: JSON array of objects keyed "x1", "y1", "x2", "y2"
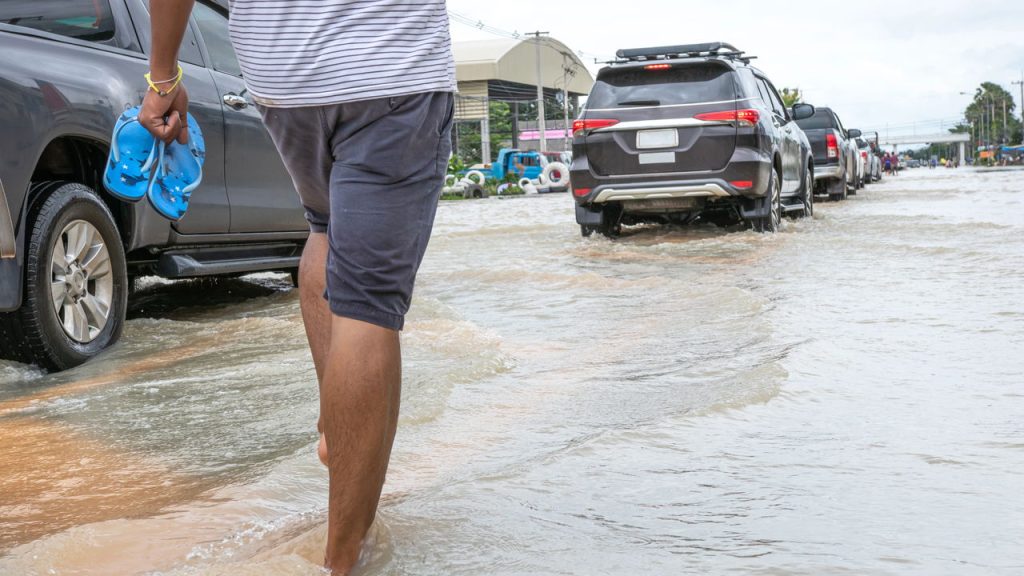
[
  {"x1": 779, "y1": 87, "x2": 802, "y2": 108},
  {"x1": 455, "y1": 101, "x2": 514, "y2": 165},
  {"x1": 963, "y1": 82, "x2": 1021, "y2": 147}
]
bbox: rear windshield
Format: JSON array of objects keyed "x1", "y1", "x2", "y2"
[
  {"x1": 795, "y1": 110, "x2": 836, "y2": 130},
  {"x1": 587, "y1": 64, "x2": 736, "y2": 109},
  {"x1": 0, "y1": 0, "x2": 115, "y2": 43}
]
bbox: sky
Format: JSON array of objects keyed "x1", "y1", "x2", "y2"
[{"x1": 446, "y1": 0, "x2": 1024, "y2": 141}]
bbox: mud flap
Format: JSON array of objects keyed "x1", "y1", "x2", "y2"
[
  {"x1": 575, "y1": 204, "x2": 604, "y2": 226},
  {"x1": 738, "y1": 195, "x2": 770, "y2": 220},
  {"x1": 0, "y1": 260, "x2": 20, "y2": 311}
]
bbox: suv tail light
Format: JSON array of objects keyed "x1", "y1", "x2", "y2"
[
  {"x1": 826, "y1": 133, "x2": 839, "y2": 159},
  {"x1": 572, "y1": 119, "x2": 619, "y2": 136},
  {"x1": 861, "y1": 151, "x2": 868, "y2": 159},
  {"x1": 694, "y1": 109, "x2": 760, "y2": 127}
]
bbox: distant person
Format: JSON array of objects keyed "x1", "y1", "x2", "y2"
[
  {"x1": 138, "y1": 1, "x2": 455, "y2": 573},
  {"x1": 883, "y1": 153, "x2": 892, "y2": 175}
]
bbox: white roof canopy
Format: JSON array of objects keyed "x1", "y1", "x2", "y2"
[{"x1": 453, "y1": 38, "x2": 595, "y2": 96}]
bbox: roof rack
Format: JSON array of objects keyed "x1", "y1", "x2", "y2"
[{"x1": 609, "y1": 42, "x2": 756, "y2": 65}]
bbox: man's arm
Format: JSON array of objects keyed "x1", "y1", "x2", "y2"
[{"x1": 140, "y1": 0, "x2": 195, "y2": 144}]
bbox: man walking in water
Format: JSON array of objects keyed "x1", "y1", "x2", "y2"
[{"x1": 139, "y1": 1, "x2": 455, "y2": 572}]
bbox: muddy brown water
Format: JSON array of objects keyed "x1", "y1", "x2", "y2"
[{"x1": 1, "y1": 168, "x2": 1023, "y2": 575}]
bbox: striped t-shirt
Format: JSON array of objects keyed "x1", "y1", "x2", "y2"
[{"x1": 227, "y1": 0, "x2": 456, "y2": 107}]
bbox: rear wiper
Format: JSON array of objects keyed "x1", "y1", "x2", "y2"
[{"x1": 618, "y1": 100, "x2": 660, "y2": 106}]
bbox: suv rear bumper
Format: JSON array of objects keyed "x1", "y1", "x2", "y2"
[
  {"x1": 591, "y1": 182, "x2": 732, "y2": 203},
  {"x1": 0, "y1": 176, "x2": 20, "y2": 311},
  {"x1": 572, "y1": 145, "x2": 772, "y2": 206},
  {"x1": 813, "y1": 164, "x2": 843, "y2": 180}
]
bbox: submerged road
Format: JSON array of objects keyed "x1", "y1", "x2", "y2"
[{"x1": 1, "y1": 167, "x2": 1023, "y2": 575}]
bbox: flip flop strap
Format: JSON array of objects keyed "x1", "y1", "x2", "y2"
[
  {"x1": 111, "y1": 117, "x2": 161, "y2": 172},
  {"x1": 140, "y1": 139, "x2": 159, "y2": 174},
  {"x1": 111, "y1": 117, "x2": 141, "y2": 163},
  {"x1": 147, "y1": 140, "x2": 167, "y2": 200},
  {"x1": 181, "y1": 140, "x2": 203, "y2": 194}
]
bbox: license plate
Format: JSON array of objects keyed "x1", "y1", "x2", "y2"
[
  {"x1": 638, "y1": 152, "x2": 676, "y2": 165},
  {"x1": 636, "y1": 129, "x2": 678, "y2": 150}
]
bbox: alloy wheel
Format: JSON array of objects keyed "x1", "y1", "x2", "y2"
[
  {"x1": 803, "y1": 168, "x2": 814, "y2": 217},
  {"x1": 49, "y1": 219, "x2": 114, "y2": 343},
  {"x1": 769, "y1": 172, "x2": 782, "y2": 231}
]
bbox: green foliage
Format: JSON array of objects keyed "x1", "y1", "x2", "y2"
[
  {"x1": 963, "y1": 82, "x2": 1022, "y2": 147},
  {"x1": 779, "y1": 87, "x2": 802, "y2": 108},
  {"x1": 454, "y1": 101, "x2": 514, "y2": 165},
  {"x1": 447, "y1": 154, "x2": 465, "y2": 175}
]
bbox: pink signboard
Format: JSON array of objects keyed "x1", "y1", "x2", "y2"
[{"x1": 519, "y1": 129, "x2": 571, "y2": 140}]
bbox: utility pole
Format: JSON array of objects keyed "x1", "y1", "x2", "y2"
[
  {"x1": 563, "y1": 74, "x2": 570, "y2": 152},
  {"x1": 1014, "y1": 73, "x2": 1024, "y2": 145},
  {"x1": 999, "y1": 97, "x2": 1007, "y2": 144},
  {"x1": 528, "y1": 31, "x2": 549, "y2": 152}
]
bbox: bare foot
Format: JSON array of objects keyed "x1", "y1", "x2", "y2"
[{"x1": 318, "y1": 432, "x2": 328, "y2": 466}]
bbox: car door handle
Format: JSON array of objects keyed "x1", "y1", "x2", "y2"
[{"x1": 223, "y1": 93, "x2": 249, "y2": 110}]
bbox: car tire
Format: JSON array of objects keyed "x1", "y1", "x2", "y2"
[
  {"x1": 595, "y1": 204, "x2": 622, "y2": 238},
  {"x1": 828, "y1": 175, "x2": 848, "y2": 202},
  {"x1": 800, "y1": 166, "x2": 814, "y2": 218},
  {"x1": 0, "y1": 182, "x2": 128, "y2": 372},
  {"x1": 752, "y1": 169, "x2": 782, "y2": 233}
]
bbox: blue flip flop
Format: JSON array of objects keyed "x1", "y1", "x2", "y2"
[
  {"x1": 103, "y1": 106, "x2": 158, "y2": 202},
  {"x1": 147, "y1": 114, "x2": 205, "y2": 221}
]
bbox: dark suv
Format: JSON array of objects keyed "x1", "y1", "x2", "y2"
[
  {"x1": 0, "y1": 0, "x2": 306, "y2": 371},
  {"x1": 570, "y1": 42, "x2": 816, "y2": 236},
  {"x1": 794, "y1": 107, "x2": 862, "y2": 201}
]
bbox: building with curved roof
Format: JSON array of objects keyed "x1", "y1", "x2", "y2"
[{"x1": 453, "y1": 37, "x2": 595, "y2": 159}]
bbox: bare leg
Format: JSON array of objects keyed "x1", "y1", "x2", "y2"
[
  {"x1": 297, "y1": 233, "x2": 332, "y2": 464},
  {"x1": 321, "y1": 316, "x2": 401, "y2": 574}
]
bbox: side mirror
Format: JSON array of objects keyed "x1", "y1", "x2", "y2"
[
  {"x1": 848, "y1": 129, "x2": 863, "y2": 138},
  {"x1": 791, "y1": 103, "x2": 815, "y2": 121}
]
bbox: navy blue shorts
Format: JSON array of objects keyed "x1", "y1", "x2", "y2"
[{"x1": 258, "y1": 92, "x2": 454, "y2": 330}]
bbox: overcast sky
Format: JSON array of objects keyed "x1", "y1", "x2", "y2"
[{"x1": 446, "y1": 0, "x2": 1024, "y2": 141}]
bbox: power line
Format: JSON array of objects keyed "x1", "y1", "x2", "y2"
[{"x1": 447, "y1": 10, "x2": 613, "y2": 64}]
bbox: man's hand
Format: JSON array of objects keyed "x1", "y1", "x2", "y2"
[
  {"x1": 140, "y1": 83, "x2": 189, "y2": 144},
  {"x1": 143, "y1": 0, "x2": 196, "y2": 143}
]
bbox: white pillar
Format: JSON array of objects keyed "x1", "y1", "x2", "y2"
[
  {"x1": 958, "y1": 142, "x2": 965, "y2": 167},
  {"x1": 531, "y1": 32, "x2": 548, "y2": 153},
  {"x1": 481, "y1": 97, "x2": 491, "y2": 165}
]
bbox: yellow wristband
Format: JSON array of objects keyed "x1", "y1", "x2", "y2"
[{"x1": 145, "y1": 65, "x2": 183, "y2": 97}]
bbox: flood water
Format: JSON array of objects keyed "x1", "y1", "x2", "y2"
[{"x1": 2, "y1": 167, "x2": 1023, "y2": 575}]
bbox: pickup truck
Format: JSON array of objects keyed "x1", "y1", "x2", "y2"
[
  {"x1": 466, "y1": 148, "x2": 569, "y2": 191},
  {"x1": 794, "y1": 107, "x2": 861, "y2": 201},
  {"x1": 0, "y1": 0, "x2": 307, "y2": 371}
]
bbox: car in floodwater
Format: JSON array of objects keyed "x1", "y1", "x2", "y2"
[
  {"x1": 795, "y1": 107, "x2": 861, "y2": 201},
  {"x1": 0, "y1": 0, "x2": 307, "y2": 372},
  {"x1": 569, "y1": 42, "x2": 816, "y2": 237},
  {"x1": 855, "y1": 137, "x2": 881, "y2": 183}
]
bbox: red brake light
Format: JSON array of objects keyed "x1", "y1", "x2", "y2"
[
  {"x1": 826, "y1": 133, "x2": 839, "y2": 159},
  {"x1": 644, "y1": 63, "x2": 672, "y2": 71},
  {"x1": 572, "y1": 119, "x2": 619, "y2": 136},
  {"x1": 861, "y1": 151, "x2": 868, "y2": 159},
  {"x1": 573, "y1": 187, "x2": 592, "y2": 197},
  {"x1": 730, "y1": 181, "x2": 754, "y2": 189},
  {"x1": 694, "y1": 109, "x2": 760, "y2": 127}
]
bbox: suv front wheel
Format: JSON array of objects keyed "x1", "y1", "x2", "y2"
[{"x1": 0, "y1": 182, "x2": 128, "y2": 372}]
